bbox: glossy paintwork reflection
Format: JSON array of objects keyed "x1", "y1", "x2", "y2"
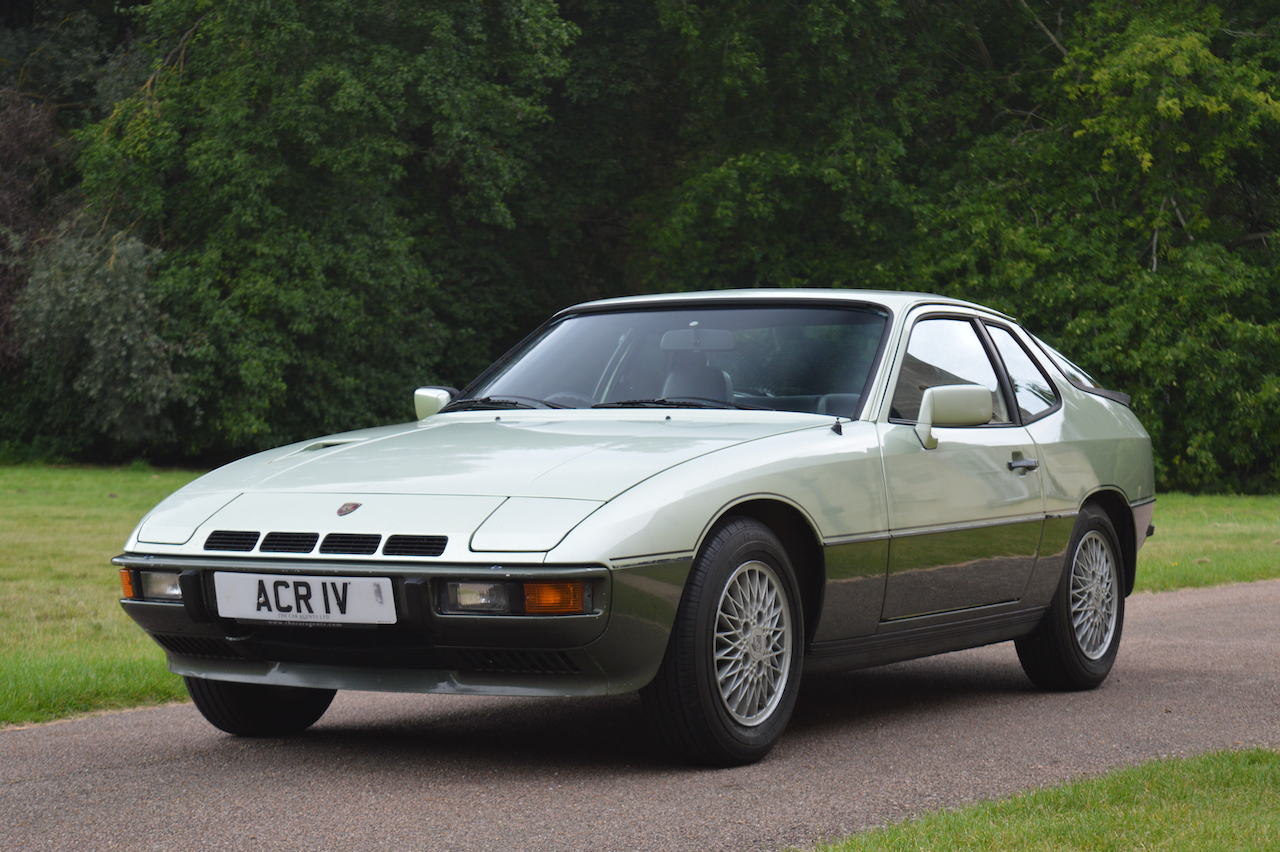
[
  {"x1": 1021, "y1": 514, "x2": 1075, "y2": 606},
  {"x1": 878, "y1": 421, "x2": 1044, "y2": 618},
  {"x1": 550, "y1": 419, "x2": 890, "y2": 564},
  {"x1": 583, "y1": 558, "x2": 693, "y2": 693},
  {"x1": 1026, "y1": 392, "x2": 1155, "y2": 515},
  {"x1": 882, "y1": 522, "x2": 1041, "y2": 619},
  {"x1": 811, "y1": 538, "x2": 889, "y2": 642},
  {"x1": 172, "y1": 411, "x2": 831, "y2": 503}
]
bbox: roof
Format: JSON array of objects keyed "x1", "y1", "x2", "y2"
[{"x1": 557, "y1": 288, "x2": 1015, "y2": 322}]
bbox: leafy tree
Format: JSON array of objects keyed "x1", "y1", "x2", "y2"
[
  {"x1": 0, "y1": 93, "x2": 59, "y2": 375},
  {"x1": 16, "y1": 232, "x2": 186, "y2": 448},
  {"x1": 634, "y1": 0, "x2": 1280, "y2": 491},
  {"x1": 67, "y1": 0, "x2": 576, "y2": 454},
  {"x1": 907, "y1": 0, "x2": 1280, "y2": 491},
  {"x1": 0, "y1": 1, "x2": 149, "y2": 458},
  {"x1": 5, "y1": 0, "x2": 1280, "y2": 490}
]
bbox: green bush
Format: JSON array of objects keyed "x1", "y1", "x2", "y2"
[{"x1": 16, "y1": 232, "x2": 187, "y2": 449}]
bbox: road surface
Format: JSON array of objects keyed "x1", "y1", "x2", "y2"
[{"x1": 3, "y1": 580, "x2": 1277, "y2": 851}]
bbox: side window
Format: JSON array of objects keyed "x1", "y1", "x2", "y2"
[
  {"x1": 987, "y1": 325, "x2": 1059, "y2": 421},
  {"x1": 889, "y1": 318, "x2": 1010, "y2": 424}
]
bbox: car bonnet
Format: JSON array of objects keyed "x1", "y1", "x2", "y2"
[{"x1": 127, "y1": 411, "x2": 827, "y2": 555}]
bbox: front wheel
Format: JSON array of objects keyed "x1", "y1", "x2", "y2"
[
  {"x1": 641, "y1": 517, "x2": 804, "y2": 766},
  {"x1": 1016, "y1": 504, "x2": 1125, "y2": 690},
  {"x1": 185, "y1": 676, "x2": 336, "y2": 736}
]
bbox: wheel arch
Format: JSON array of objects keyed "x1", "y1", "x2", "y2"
[
  {"x1": 1082, "y1": 488, "x2": 1137, "y2": 596},
  {"x1": 708, "y1": 498, "x2": 825, "y2": 647}
]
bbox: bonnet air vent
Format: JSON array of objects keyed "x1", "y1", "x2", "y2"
[
  {"x1": 382, "y1": 535, "x2": 448, "y2": 557},
  {"x1": 260, "y1": 532, "x2": 320, "y2": 553},
  {"x1": 204, "y1": 531, "x2": 260, "y2": 552},
  {"x1": 320, "y1": 533, "x2": 382, "y2": 555}
]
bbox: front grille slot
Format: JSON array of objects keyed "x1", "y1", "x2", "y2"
[
  {"x1": 383, "y1": 535, "x2": 448, "y2": 557},
  {"x1": 204, "y1": 531, "x2": 260, "y2": 552},
  {"x1": 320, "y1": 533, "x2": 382, "y2": 555},
  {"x1": 454, "y1": 649, "x2": 580, "y2": 675},
  {"x1": 260, "y1": 532, "x2": 320, "y2": 553},
  {"x1": 153, "y1": 634, "x2": 241, "y2": 660}
]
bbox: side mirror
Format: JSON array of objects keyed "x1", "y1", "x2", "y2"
[
  {"x1": 915, "y1": 384, "x2": 993, "y2": 449},
  {"x1": 414, "y1": 386, "x2": 456, "y2": 420}
]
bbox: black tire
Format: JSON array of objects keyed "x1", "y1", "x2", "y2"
[
  {"x1": 1016, "y1": 504, "x2": 1125, "y2": 690},
  {"x1": 641, "y1": 517, "x2": 804, "y2": 766},
  {"x1": 185, "y1": 676, "x2": 336, "y2": 737}
]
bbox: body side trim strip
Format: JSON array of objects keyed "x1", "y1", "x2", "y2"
[
  {"x1": 889, "y1": 514, "x2": 1046, "y2": 539},
  {"x1": 806, "y1": 606, "x2": 1046, "y2": 671},
  {"x1": 822, "y1": 532, "x2": 892, "y2": 547},
  {"x1": 608, "y1": 553, "x2": 697, "y2": 570}
]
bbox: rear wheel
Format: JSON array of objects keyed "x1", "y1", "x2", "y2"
[
  {"x1": 185, "y1": 676, "x2": 336, "y2": 736},
  {"x1": 1016, "y1": 504, "x2": 1124, "y2": 690},
  {"x1": 641, "y1": 517, "x2": 803, "y2": 766}
]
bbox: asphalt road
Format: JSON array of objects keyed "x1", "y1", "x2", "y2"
[{"x1": 3, "y1": 579, "x2": 1278, "y2": 852}]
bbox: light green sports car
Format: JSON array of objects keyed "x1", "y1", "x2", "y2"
[{"x1": 115, "y1": 289, "x2": 1154, "y2": 765}]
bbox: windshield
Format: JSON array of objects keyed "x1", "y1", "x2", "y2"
[{"x1": 460, "y1": 304, "x2": 889, "y2": 416}]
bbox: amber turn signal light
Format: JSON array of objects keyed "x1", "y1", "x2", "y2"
[
  {"x1": 523, "y1": 581, "x2": 585, "y2": 614},
  {"x1": 119, "y1": 568, "x2": 135, "y2": 599}
]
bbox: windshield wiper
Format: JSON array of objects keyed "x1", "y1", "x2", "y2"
[
  {"x1": 593, "y1": 397, "x2": 752, "y2": 410},
  {"x1": 442, "y1": 395, "x2": 567, "y2": 412}
]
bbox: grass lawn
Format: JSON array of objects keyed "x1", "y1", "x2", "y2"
[
  {"x1": 811, "y1": 748, "x2": 1280, "y2": 852},
  {"x1": 1136, "y1": 492, "x2": 1280, "y2": 592},
  {"x1": 0, "y1": 464, "x2": 201, "y2": 724}
]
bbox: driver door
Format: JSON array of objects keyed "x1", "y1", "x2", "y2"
[{"x1": 878, "y1": 315, "x2": 1045, "y2": 620}]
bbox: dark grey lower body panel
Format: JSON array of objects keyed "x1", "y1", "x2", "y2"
[
  {"x1": 115, "y1": 553, "x2": 693, "y2": 697},
  {"x1": 804, "y1": 606, "x2": 1047, "y2": 673}
]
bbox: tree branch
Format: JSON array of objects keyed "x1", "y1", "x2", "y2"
[
  {"x1": 1172, "y1": 198, "x2": 1195, "y2": 241},
  {"x1": 1230, "y1": 232, "x2": 1274, "y2": 248},
  {"x1": 1016, "y1": 0, "x2": 1070, "y2": 61},
  {"x1": 144, "y1": 12, "x2": 213, "y2": 95},
  {"x1": 1151, "y1": 196, "x2": 1168, "y2": 272}
]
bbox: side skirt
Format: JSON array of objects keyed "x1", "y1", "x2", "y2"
[{"x1": 804, "y1": 606, "x2": 1047, "y2": 674}]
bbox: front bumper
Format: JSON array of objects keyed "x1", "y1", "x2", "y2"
[{"x1": 114, "y1": 553, "x2": 691, "y2": 696}]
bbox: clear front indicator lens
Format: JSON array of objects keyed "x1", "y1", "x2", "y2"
[
  {"x1": 445, "y1": 581, "x2": 510, "y2": 613},
  {"x1": 139, "y1": 571, "x2": 183, "y2": 602}
]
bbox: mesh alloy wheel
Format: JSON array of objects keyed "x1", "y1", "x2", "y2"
[
  {"x1": 713, "y1": 560, "x2": 794, "y2": 726},
  {"x1": 1069, "y1": 530, "x2": 1119, "y2": 660}
]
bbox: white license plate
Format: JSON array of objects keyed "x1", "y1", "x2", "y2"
[{"x1": 213, "y1": 572, "x2": 397, "y2": 625}]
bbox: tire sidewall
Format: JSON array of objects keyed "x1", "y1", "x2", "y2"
[{"x1": 185, "y1": 676, "x2": 335, "y2": 737}]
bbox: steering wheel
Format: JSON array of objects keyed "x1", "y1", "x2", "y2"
[
  {"x1": 733, "y1": 385, "x2": 774, "y2": 398},
  {"x1": 545, "y1": 392, "x2": 597, "y2": 409}
]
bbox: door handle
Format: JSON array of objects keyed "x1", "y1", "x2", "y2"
[{"x1": 1008, "y1": 457, "x2": 1039, "y2": 472}]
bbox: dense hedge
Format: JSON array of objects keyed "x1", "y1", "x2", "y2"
[{"x1": 2, "y1": 0, "x2": 1278, "y2": 491}]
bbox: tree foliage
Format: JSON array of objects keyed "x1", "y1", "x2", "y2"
[
  {"x1": 16, "y1": 232, "x2": 185, "y2": 447},
  {"x1": 636, "y1": 0, "x2": 1280, "y2": 491},
  {"x1": 65, "y1": 0, "x2": 578, "y2": 453},
  {"x1": 2, "y1": 0, "x2": 1279, "y2": 489}
]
